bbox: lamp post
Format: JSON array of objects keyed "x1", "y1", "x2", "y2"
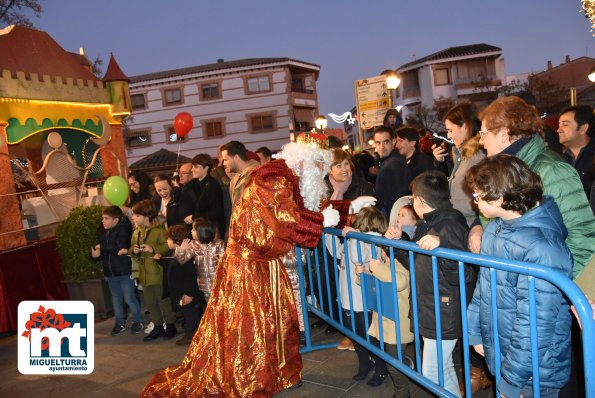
[
  {"x1": 315, "y1": 115, "x2": 328, "y2": 133},
  {"x1": 570, "y1": 66, "x2": 595, "y2": 106},
  {"x1": 385, "y1": 71, "x2": 401, "y2": 108}
]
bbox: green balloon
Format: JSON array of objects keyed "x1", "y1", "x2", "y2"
[{"x1": 103, "y1": 176, "x2": 129, "y2": 206}]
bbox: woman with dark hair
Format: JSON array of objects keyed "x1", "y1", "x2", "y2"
[
  {"x1": 327, "y1": 148, "x2": 375, "y2": 201},
  {"x1": 128, "y1": 170, "x2": 154, "y2": 206},
  {"x1": 321, "y1": 148, "x2": 375, "y2": 349},
  {"x1": 189, "y1": 154, "x2": 225, "y2": 238},
  {"x1": 152, "y1": 174, "x2": 191, "y2": 229},
  {"x1": 432, "y1": 102, "x2": 485, "y2": 249}
]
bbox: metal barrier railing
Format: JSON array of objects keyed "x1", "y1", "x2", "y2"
[{"x1": 296, "y1": 228, "x2": 595, "y2": 398}]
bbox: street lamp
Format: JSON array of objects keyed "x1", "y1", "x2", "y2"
[
  {"x1": 384, "y1": 70, "x2": 401, "y2": 108},
  {"x1": 315, "y1": 115, "x2": 328, "y2": 133},
  {"x1": 589, "y1": 66, "x2": 595, "y2": 83}
]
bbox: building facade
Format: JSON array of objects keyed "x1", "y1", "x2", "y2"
[
  {"x1": 529, "y1": 56, "x2": 595, "y2": 109},
  {"x1": 396, "y1": 43, "x2": 506, "y2": 121},
  {"x1": 125, "y1": 58, "x2": 321, "y2": 162}
]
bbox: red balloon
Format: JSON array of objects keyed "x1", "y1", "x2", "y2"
[{"x1": 173, "y1": 112, "x2": 194, "y2": 138}]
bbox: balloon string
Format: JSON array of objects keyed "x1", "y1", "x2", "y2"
[{"x1": 176, "y1": 142, "x2": 181, "y2": 171}]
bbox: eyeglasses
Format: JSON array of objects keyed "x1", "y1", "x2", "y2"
[
  {"x1": 472, "y1": 192, "x2": 483, "y2": 203},
  {"x1": 478, "y1": 127, "x2": 500, "y2": 139},
  {"x1": 179, "y1": 171, "x2": 192, "y2": 175}
]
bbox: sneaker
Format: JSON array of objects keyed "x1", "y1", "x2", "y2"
[
  {"x1": 110, "y1": 324, "x2": 126, "y2": 336},
  {"x1": 131, "y1": 322, "x2": 143, "y2": 334},
  {"x1": 144, "y1": 322, "x2": 154, "y2": 334},
  {"x1": 337, "y1": 336, "x2": 355, "y2": 351}
]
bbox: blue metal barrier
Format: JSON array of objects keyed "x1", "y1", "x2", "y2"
[{"x1": 296, "y1": 228, "x2": 595, "y2": 398}]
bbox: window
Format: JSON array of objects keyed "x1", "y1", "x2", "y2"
[
  {"x1": 434, "y1": 67, "x2": 451, "y2": 86},
  {"x1": 163, "y1": 88, "x2": 182, "y2": 106},
  {"x1": 200, "y1": 82, "x2": 220, "y2": 100},
  {"x1": 292, "y1": 77, "x2": 304, "y2": 91},
  {"x1": 126, "y1": 129, "x2": 151, "y2": 149},
  {"x1": 201, "y1": 119, "x2": 226, "y2": 139},
  {"x1": 131, "y1": 93, "x2": 146, "y2": 110},
  {"x1": 248, "y1": 112, "x2": 276, "y2": 133},
  {"x1": 246, "y1": 76, "x2": 271, "y2": 94},
  {"x1": 165, "y1": 126, "x2": 187, "y2": 144},
  {"x1": 291, "y1": 76, "x2": 314, "y2": 94}
]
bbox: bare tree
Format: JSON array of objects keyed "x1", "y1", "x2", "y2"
[
  {"x1": 0, "y1": 0, "x2": 43, "y2": 27},
  {"x1": 497, "y1": 75, "x2": 568, "y2": 115},
  {"x1": 405, "y1": 97, "x2": 455, "y2": 133},
  {"x1": 91, "y1": 56, "x2": 103, "y2": 78}
]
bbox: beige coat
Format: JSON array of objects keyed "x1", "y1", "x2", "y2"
[
  {"x1": 229, "y1": 160, "x2": 260, "y2": 206},
  {"x1": 366, "y1": 259, "x2": 414, "y2": 345}
]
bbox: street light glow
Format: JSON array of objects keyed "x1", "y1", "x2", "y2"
[
  {"x1": 315, "y1": 115, "x2": 328, "y2": 132},
  {"x1": 385, "y1": 72, "x2": 401, "y2": 90}
]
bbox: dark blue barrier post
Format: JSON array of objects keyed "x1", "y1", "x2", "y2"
[{"x1": 296, "y1": 228, "x2": 595, "y2": 398}]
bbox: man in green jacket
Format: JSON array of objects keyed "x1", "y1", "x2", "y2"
[{"x1": 475, "y1": 96, "x2": 595, "y2": 279}]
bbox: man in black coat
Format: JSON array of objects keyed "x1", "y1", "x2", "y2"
[
  {"x1": 395, "y1": 126, "x2": 435, "y2": 181},
  {"x1": 373, "y1": 126, "x2": 412, "y2": 217}
]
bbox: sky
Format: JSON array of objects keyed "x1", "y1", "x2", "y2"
[{"x1": 18, "y1": 0, "x2": 595, "y2": 127}]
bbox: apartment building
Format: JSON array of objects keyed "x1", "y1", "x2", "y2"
[
  {"x1": 396, "y1": 43, "x2": 506, "y2": 120},
  {"x1": 125, "y1": 58, "x2": 320, "y2": 162}
]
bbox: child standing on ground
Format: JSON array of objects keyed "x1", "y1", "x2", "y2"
[
  {"x1": 91, "y1": 206, "x2": 143, "y2": 335},
  {"x1": 356, "y1": 250, "x2": 414, "y2": 398},
  {"x1": 408, "y1": 170, "x2": 474, "y2": 398},
  {"x1": 129, "y1": 200, "x2": 177, "y2": 342},
  {"x1": 175, "y1": 218, "x2": 225, "y2": 304},
  {"x1": 464, "y1": 154, "x2": 572, "y2": 398},
  {"x1": 327, "y1": 206, "x2": 389, "y2": 387},
  {"x1": 164, "y1": 224, "x2": 205, "y2": 346}
]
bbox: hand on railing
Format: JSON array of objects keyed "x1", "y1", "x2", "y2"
[
  {"x1": 416, "y1": 234, "x2": 440, "y2": 250},
  {"x1": 385, "y1": 224, "x2": 402, "y2": 240},
  {"x1": 342, "y1": 226, "x2": 356, "y2": 236}
]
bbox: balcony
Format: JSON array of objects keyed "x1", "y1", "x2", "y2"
[
  {"x1": 455, "y1": 76, "x2": 501, "y2": 90},
  {"x1": 291, "y1": 86, "x2": 314, "y2": 94}
]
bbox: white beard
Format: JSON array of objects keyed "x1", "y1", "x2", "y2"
[{"x1": 278, "y1": 142, "x2": 331, "y2": 212}]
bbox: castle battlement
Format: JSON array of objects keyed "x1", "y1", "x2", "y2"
[{"x1": 0, "y1": 69, "x2": 111, "y2": 104}]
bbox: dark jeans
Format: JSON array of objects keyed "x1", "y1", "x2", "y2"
[
  {"x1": 312, "y1": 246, "x2": 340, "y2": 322},
  {"x1": 106, "y1": 275, "x2": 142, "y2": 326},
  {"x1": 345, "y1": 310, "x2": 387, "y2": 377},
  {"x1": 181, "y1": 302, "x2": 203, "y2": 338},
  {"x1": 384, "y1": 341, "x2": 412, "y2": 398}
]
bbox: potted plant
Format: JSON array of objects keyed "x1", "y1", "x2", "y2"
[{"x1": 56, "y1": 205, "x2": 113, "y2": 318}]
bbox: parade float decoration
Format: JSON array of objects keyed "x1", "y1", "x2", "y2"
[{"x1": 0, "y1": 25, "x2": 131, "y2": 251}]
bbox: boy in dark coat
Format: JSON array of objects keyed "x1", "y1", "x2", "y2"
[
  {"x1": 407, "y1": 170, "x2": 474, "y2": 397},
  {"x1": 91, "y1": 206, "x2": 143, "y2": 335}
]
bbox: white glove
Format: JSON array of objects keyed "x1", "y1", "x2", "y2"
[
  {"x1": 350, "y1": 196, "x2": 377, "y2": 214},
  {"x1": 322, "y1": 205, "x2": 340, "y2": 227}
]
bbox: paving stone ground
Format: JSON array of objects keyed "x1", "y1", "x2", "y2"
[{"x1": 0, "y1": 316, "x2": 494, "y2": 397}]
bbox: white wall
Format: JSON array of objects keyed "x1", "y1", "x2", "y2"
[{"x1": 126, "y1": 65, "x2": 308, "y2": 162}]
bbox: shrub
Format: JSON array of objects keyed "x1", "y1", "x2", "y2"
[{"x1": 56, "y1": 205, "x2": 104, "y2": 281}]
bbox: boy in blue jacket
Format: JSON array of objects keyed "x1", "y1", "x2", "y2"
[
  {"x1": 91, "y1": 206, "x2": 143, "y2": 335},
  {"x1": 465, "y1": 154, "x2": 573, "y2": 398}
]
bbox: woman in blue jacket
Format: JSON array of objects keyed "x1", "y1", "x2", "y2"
[{"x1": 464, "y1": 154, "x2": 572, "y2": 398}]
